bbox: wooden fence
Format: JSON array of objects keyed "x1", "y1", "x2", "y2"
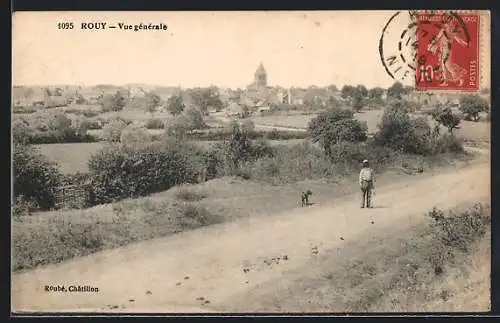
[{"x1": 54, "y1": 184, "x2": 89, "y2": 209}]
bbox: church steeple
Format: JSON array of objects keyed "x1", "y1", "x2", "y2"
[{"x1": 254, "y1": 62, "x2": 267, "y2": 86}]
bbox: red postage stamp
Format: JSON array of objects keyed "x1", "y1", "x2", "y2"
[{"x1": 415, "y1": 11, "x2": 480, "y2": 91}]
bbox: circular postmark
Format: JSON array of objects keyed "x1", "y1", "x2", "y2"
[
  {"x1": 379, "y1": 10, "x2": 471, "y2": 87},
  {"x1": 379, "y1": 11, "x2": 417, "y2": 83}
]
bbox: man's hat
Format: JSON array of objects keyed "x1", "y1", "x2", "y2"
[{"x1": 363, "y1": 159, "x2": 369, "y2": 164}]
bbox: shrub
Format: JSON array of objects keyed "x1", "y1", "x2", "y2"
[
  {"x1": 81, "y1": 118, "x2": 102, "y2": 130},
  {"x1": 12, "y1": 117, "x2": 32, "y2": 144},
  {"x1": 431, "y1": 105, "x2": 461, "y2": 134},
  {"x1": 13, "y1": 106, "x2": 37, "y2": 114},
  {"x1": 373, "y1": 102, "x2": 448, "y2": 155},
  {"x1": 429, "y1": 133, "x2": 465, "y2": 154},
  {"x1": 145, "y1": 118, "x2": 165, "y2": 129},
  {"x1": 459, "y1": 95, "x2": 489, "y2": 122},
  {"x1": 241, "y1": 119, "x2": 256, "y2": 132},
  {"x1": 308, "y1": 107, "x2": 368, "y2": 157},
  {"x1": 21, "y1": 130, "x2": 97, "y2": 144},
  {"x1": 174, "y1": 187, "x2": 207, "y2": 201},
  {"x1": 329, "y1": 141, "x2": 396, "y2": 174},
  {"x1": 184, "y1": 106, "x2": 207, "y2": 130},
  {"x1": 102, "y1": 119, "x2": 128, "y2": 142},
  {"x1": 12, "y1": 195, "x2": 38, "y2": 217},
  {"x1": 13, "y1": 144, "x2": 61, "y2": 210},
  {"x1": 427, "y1": 203, "x2": 490, "y2": 252},
  {"x1": 246, "y1": 141, "x2": 333, "y2": 182},
  {"x1": 82, "y1": 109, "x2": 100, "y2": 118},
  {"x1": 100, "y1": 91, "x2": 127, "y2": 112},
  {"x1": 48, "y1": 112, "x2": 72, "y2": 131},
  {"x1": 120, "y1": 124, "x2": 153, "y2": 149},
  {"x1": 87, "y1": 140, "x2": 204, "y2": 204},
  {"x1": 166, "y1": 95, "x2": 185, "y2": 116}
]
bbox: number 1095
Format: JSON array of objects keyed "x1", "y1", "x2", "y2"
[{"x1": 58, "y1": 22, "x2": 74, "y2": 30}]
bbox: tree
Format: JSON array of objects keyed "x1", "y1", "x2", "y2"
[
  {"x1": 164, "y1": 114, "x2": 190, "y2": 139},
  {"x1": 166, "y1": 95, "x2": 185, "y2": 116},
  {"x1": 102, "y1": 119, "x2": 128, "y2": 142},
  {"x1": 12, "y1": 117, "x2": 32, "y2": 144},
  {"x1": 187, "y1": 87, "x2": 224, "y2": 115},
  {"x1": 327, "y1": 84, "x2": 338, "y2": 92},
  {"x1": 387, "y1": 82, "x2": 410, "y2": 100},
  {"x1": 368, "y1": 87, "x2": 384, "y2": 100},
  {"x1": 340, "y1": 85, "x2": 356, "y2": 100},
  {"x1": 226, "y1": 121, "x2": 252, "y2": 171},
  {"x1": 13, "y1": 143, "x2": 61, "y2": 210},
  {"x1": 327, "y1": 95, "x2": 341, "y2": 108},
  {"x1": 459, "y1": 95, "x2": 489, "y2": 122},
  {"x1": 352, "y1": 91, "x2": 365, "y2": 112},
  {"x1": 101, "y1": 91, "x2": 126, "y2": 112},
  {"x1": 120, "y1": 124, "x2": 152, "y2": 149},
  {"x1": 355, "y1": 85, "x2": 368, "y2": 98},
  {"x1": 54, "y1": 88, "x2": 63, "y2": 96},
  {"x1": 144, "y1": 91, "x2": 161, "y2": 116},
  {"x1": 431, "y1": 105, "x2": 461, "y2": 134},
  {"x1": 48, "y1": 112, "x2": 72, "y2": 131},
  {"x1": 374, "y1": 101, "x2": 421, "y2": 153},
  {"x1": 308, "y1": 107, "x2": 367, "y2": 157},
  {"x1": 184, "y1": 106, "x2": 206, "y2": 130}
]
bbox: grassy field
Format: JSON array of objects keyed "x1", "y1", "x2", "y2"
[
  {"x1": 251, "y1": 109, "x2": 490, "y2": 141},
  {"x1": 251, "y1": 115, "x2": 314, "y2": 129},
  {"x1": 36, "y1": 143, "x2": 107, "y2": 174},
  {"x1": 36, "y1": 139, "x2": 308, "y2": 174}
]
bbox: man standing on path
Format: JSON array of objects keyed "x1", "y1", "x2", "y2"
[{"x1": 359, "y1": 159, "x2": 375, "y2": 208}]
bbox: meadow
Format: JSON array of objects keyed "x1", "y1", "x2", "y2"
[
  {"x1": 251, "y1": 109, "x2": 490, "y2": 141},
  {"x1": 36, "y1": 139, "x2": 308, "y2": 174}
]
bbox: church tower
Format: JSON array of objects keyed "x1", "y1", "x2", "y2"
[{"x1": 254, "y1": 62, "x2": 267, "y2": 87}]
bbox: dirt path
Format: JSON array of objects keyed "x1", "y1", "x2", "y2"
[{"x1": 12, "y1": 161, "x2": 489, "y2": 313}]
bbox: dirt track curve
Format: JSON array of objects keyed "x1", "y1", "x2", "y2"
[{"x1": 12, "y1": 157, "x2": 489, "y2": 313}]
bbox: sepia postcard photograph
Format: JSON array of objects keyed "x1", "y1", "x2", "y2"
[{"x1": 11, "y1": 10, "x2": 491, "y2": 314}]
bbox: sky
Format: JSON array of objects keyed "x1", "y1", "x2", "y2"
[{"x1": 12, "y1": 11, "x2": 490, "y2": 89}]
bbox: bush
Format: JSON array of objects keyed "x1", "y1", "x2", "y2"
[
  {"x1": 429, "y1": 133, "x2": 465, "y2": 154},
  {"x1": 329, "y1": 141, "x2": 396, "y2": 174},
  {"x1": 20, "y1": 130, "x2": 97, "y2": 144},
  {"x1": 81, "y1": 118, "x2": 102, "y2": 130},
  {"x1": 145, "y1": 118, "x2": 165, "y2": 129},
  {"x1": 14, "y1": 112, "x2": 98, "y2": 144},
  {"x1": 100, "y1": 91, "x2": 127, "y2": 112},
  {"x1": 245, "y1": 141, "x2": 333, "y2": 183},
  {"x1": 102, "y1": 119, "x2": 128, "y2": 142},
  {"x1": 174, "y1": 186, "x2": 207, "y2": 201},
  {"x1": 13, "y1": 106, "x2": 37, "y2": 114},
  {"x1": 13, "y1": 144, "x2": 61, "y2": 210},
  {"x1": 12, "y1": 195, "x2": 38, "y2": 217},
  {"x1": 86, "y1": 140, "x2": 205, "y2": 204},
  {"x1": 427, "y1": 203, "x2": 490, "y2": 252},
  {"x1": 82, "y1": 109, "x2": 100, "y2": 118},
  {"x1": 308, "y1": 107, "x2": 368, "y2": 157},
  {"x1": 459, "y1": 95, "x2": 489, "y2": 122},
  {"x1": 120, "y1": 124, "x2": 153, "y2": 149},
  {"x1": 431, "y1": 105, "x2": 461, "y2": 134},
  {"x1": 373, "y1": 103, "x2": 458, "y2": 155},
  {"x1": 12, "y1": 117, "x2": 32, "y2": 144}
]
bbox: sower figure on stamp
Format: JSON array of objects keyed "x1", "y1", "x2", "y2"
[{"x1": 359, "y1": 160, "x2": 375, "y2": 208}]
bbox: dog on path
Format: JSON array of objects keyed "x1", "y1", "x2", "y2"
[{"x1": 301, "y1": 189, "x2": 313, "y2": 207}]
